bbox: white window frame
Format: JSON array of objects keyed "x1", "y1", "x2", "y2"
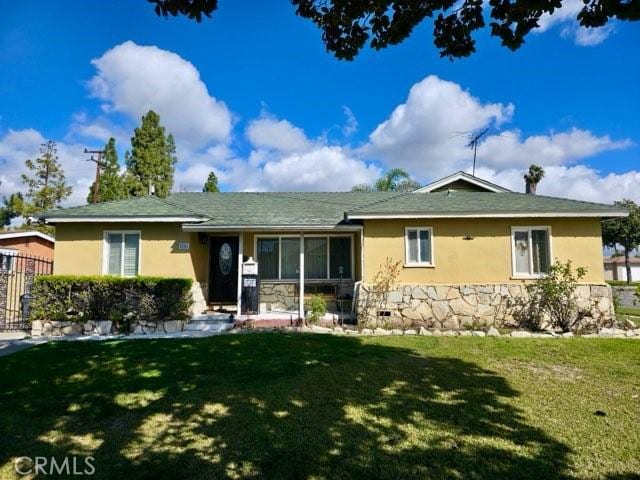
[
  {"x1": 404, "y1": 227, "x2": 434, "y2": 267},
  {"x1": 102, "y1": 230, "x2": 141, "y2": 277},
  {"x1": 254, "y1": 234, "x2": 354, "y2": 282},
  {"x1": 0, "y1": 248, "x2": 16, "y2": 273},
  {"x1": 510, "y1": 226, "x2": 553, "y2": 279}
]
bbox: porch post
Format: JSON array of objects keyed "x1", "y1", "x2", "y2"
[
  {"x1": 237, "y1": 233, "x2": 243, "y2": 315},
  {"x1": 299, "y1": 233, "x2": 305, "y2": 320}
]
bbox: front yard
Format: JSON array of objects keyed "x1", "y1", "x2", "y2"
[{"x1": 1, "y1": 334, "x2": 638, "y2": 479}]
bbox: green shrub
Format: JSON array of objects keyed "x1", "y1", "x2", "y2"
[
  {"x1": 513, "y1": 261, "x2": 587, "y2": 332},
  {"x1": 307, "y1": 295, "x2": 327, "y2": 324},
  {"x1": 29, "y1": 276, "x2": 193, "y2": 328},
  {"x1": 606, "y1": 280, "x2": 639, "y2": 286}
]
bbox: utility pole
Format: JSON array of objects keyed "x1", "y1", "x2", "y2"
[
  {"x1": 84, "y1": 148, "x2": 106, "y2": 204},
  {"x1": 467, "y1": 128, "x2": 489, "y2": 176}
]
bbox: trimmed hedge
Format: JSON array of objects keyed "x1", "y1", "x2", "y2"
[{"x1": 30, "y1": 276, "x2": 193, "y2": 324}]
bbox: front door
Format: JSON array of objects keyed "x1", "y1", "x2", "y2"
[{"x1": 209, "y1": 236, "x2": 239, "y2": 304}]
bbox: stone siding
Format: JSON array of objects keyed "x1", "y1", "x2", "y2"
[
  {"x1": 191, "y1": 281, "x2": 208, "y2": 315},
  {"x1": 259, "y1": 282, "x2": 297, "y2": 312},
  {"x1": 355, "y1": 283, "x2": 614, "y2": 330},
  {"x1": 31, "y1": 319, "x2": 187, "y2": 337}
]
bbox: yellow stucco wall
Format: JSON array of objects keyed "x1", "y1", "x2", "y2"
[
  {"x1": 53, "y1": 218, "x2": 604, "y2": 286},
  {"x1": 362, "y1": 217, "x2": 605, "y2": 284},
  {"x1": 53, "y1": 223, "x2": 209, "y2": 281}
]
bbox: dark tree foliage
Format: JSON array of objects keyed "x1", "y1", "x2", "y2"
[
  {"x1": 0, "y1": 191, "x2": 23, "y2": 227},
  {"x1": 148, "y1": 0, "x2": 639, "y2": 59},
  {"x1": 202, "y1": 171, "x2": 220, "y2": 192}
]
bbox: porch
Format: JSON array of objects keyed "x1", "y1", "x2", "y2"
[{"x1": 182, "y1": 226, "x2": 363, "y2": 323}]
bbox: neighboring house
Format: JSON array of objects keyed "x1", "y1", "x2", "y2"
[
  {"x1": 0, "y1": 231, "x2": 55, "y2": 261},
  {"x1": 45, "y1": 171, "x2": 626, "y2": 326},
  {"x1": 604, "y1": 256, "x2": 640, "y2": 282}
]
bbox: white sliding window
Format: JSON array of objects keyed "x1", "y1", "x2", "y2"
[
  {"x1": 511, "y1": 227, "x2": 551, "y2": 277},
  {"x1": 255, "y1": 235, "x2": 353, "y2": 280},
  {"x1": 104, "y1": 231, "x2": 140, "y2": 276},
  {"x1": 404, "y1": 227, "x2": 433, "y2": 266}
]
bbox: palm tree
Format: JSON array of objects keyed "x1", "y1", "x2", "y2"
[
  {"x1": 524, "y1": 164, "x2": 545, "y2": 194},
  {"x1": 375, "y1": 168, "x2": 411, "y2": 191},
  {"x1": 351, "y1": 168, "x2": 421, "y2": 193}
]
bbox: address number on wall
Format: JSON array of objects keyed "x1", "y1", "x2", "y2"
[{"x1": 178, "y1": 242, "x2": 190, "y2": 251}]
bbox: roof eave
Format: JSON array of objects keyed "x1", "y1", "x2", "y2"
[
  {"x1": 182, "y1": 223, "x2": 363, "y2": 232},
  {"x1": 46, "y1": 216, "x2": 206, "y2": 223},
  {"x1": 415, "y1": 171, "x2": 511, "y2": 193},
  {"x1": 346, "y1": 211, "x2": 629, "y2": 220}
]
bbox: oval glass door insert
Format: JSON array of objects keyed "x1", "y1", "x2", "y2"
[{"x1": 219, "y1": 243, "x2": 233, "y2": 275}]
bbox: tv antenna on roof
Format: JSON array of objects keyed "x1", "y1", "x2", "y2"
[{"x1": 467, "y1": 128, "x2": 489, "y2": 177}]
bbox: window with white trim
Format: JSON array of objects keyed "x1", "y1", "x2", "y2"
[
  {"x1": 104, "y1": 231, "x2": 140, "y2": 276},
  {"x1": 512, "y1": 227, "x2": 551, "y2": 277},
  {"x1": 256, "y1": 235, "x2": 352, "y2": 280},
  {"x1": 0, "y1": 249, "x2": 16, "y2": 272},
  {"x1": 405, "y1": 227, "x2": 433, "y2": 266}
]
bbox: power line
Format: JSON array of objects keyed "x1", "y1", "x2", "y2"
[{"x1": 84, "y1": 148, "x2": 107, "y2": 204}]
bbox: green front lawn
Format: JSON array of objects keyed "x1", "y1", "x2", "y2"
[{"x1": 1, "y1": 335, "x2": 639, "y2": 479}]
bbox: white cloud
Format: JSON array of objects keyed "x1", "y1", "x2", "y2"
[
  {"x1": 88, "y1": 41, "x2": 232, "y2": 149},
  {"x1": 261, "y1": 146, "x2": 380, "y2": 191},
  {"x1": 364, "y1": 75, "x2": 512, "y2": 178},
  {"x1": 536, "y1": 0, "x2": 614, "y2": 46},
  {"x1": 478, "y1": 165, "x2": 640, "y2": 204},
  {"x1": 477, "y1": 128, "x2": 631, "y2": 169},
  {"x1": 342, "y1": 106, "x2": 359, "y2": 137},
  {"x1": 569, "y1": 24, "x2": 615, "y2": 46},
  {"x1": 364, "y1": 75, "x2": 631, "y2": 182},
  {"x1": 246, "y1": 115, "x2": 311, "y2": 152},
  {"x1": 0, "y1": 129, "x2": 94, "y2": 206},
  {"x1": 176, "y1": 112, "x2": 380, "y2": 192}
]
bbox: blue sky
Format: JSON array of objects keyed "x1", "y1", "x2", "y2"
[{"x1": 1, "y1": 0, "x2": 638, "y2": 205}]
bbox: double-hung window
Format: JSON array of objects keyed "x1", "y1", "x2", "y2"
[
  {"x1": 104, "y1": 231, "x2": 140, "y2": 276},
  {"x1": 405, "y1": 227, "x2": 433, "y2": 266},
  {"x1": 511, "y1": 227, "x2": 551, "y2": 277},
  {"x1": 256, "y1": 236, "x2": 352, "y2": 280}
]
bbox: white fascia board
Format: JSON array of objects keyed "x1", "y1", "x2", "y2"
[
  {"x1": 182, "y1": 224, "x2": 363, "y2": 232},
  {"x1": 347, "y1": 211, "x2": 628, "y2": 220},
  {"x1": 47, "y1": 216, "x2": 205, "y2": 223},
  {"x1": 0, "y1": 231, "x2": 55, "y2": 243},
  {"x1": 415, "y1": 172, "x2": 510, "y2": 193}
]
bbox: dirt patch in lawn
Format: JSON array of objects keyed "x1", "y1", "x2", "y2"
[{"x1": 511, "y1": 361, "x2": 584, "y2": 381}]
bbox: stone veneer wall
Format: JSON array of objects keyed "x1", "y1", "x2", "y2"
[
  {"x1": 355, "y1": 283, "x2": 614, "y2": 330},
  {"x1": 31, "y1": 319, "x2": 187, "y2": 337},
  {"x1": 191, "y1": 281, "x2": 208, "y2": 315},
  {"x1": 259, "y1": 282, "x2": 297, "y2": 312}
]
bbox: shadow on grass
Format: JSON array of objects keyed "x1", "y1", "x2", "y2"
[{"x1": 1, "y1": 334, "x2": 571, "y2": 479}]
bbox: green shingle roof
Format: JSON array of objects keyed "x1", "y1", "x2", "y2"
[
  {"x1": 346, "y1": 191, "x2": 627, "y2": 217},
  {"x1": 45, "y1": 192, "x2": 399, "y2": 226},
  {"x1": 45, "y1": 190, "x2": 626, "y2": 226}
]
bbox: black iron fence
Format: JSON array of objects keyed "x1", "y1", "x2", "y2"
[{"x1": 0, "y1": 252, "x2": 53, "y2": 330}]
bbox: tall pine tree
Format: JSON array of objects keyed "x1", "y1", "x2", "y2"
[
  {"x1": 87, "y1": 137, "x2": 126, "y2": 203},
  {"x1": 202, "y1": 171, "x2": 220, "y2": 192},
  {"x1": 125, "y1": 110, "x2": 177, "y2": 198},
  {"x1": 21, "y1": 140, "x2": 72, "y2": 215}
]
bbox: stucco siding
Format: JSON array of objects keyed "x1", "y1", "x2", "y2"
[
  {"x1": 53, "y1": 223, "x2": 208, "y2": 281},
  {"x1": 362, "y1": 217, "x2": 605, "y2": 284}
]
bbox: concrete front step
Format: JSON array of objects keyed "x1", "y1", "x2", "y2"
[
  {"x1": 184, "y1": 321, "x2": 234, "y2": 333},
  {"x1": 192, "y1": 313, "x2": 235, "y2": 322}
]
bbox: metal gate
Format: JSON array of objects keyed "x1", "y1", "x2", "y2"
[{"x1": 0, "y1": 253, "x2": 53, "y2": 331}]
